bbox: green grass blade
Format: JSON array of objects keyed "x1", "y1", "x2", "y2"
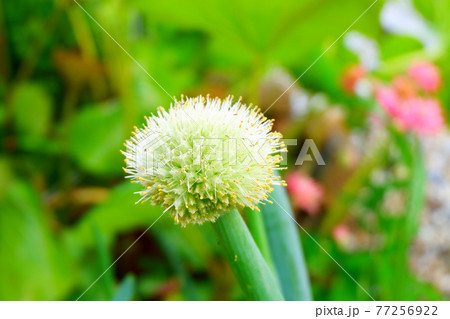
[
  {"x1": 404, "y1": 137, "x2": 425, "y2": 240},
  {"x1": 92, "y1": 224, "x2": 115, "y2": 299},
  {"x1": 213, "y1": 209, "x2": 284, "y2": 301},
  {"x1": 262, "y1": 184, "x2": 312, "y2": 301}
]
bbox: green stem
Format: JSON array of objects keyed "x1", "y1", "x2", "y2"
[
  {"x1": 263, "y1": 184, "x2": 312, "y2": 301},
  {"x1": 387, "y1": 132, "x2": 425, "y2": 299},
  {"x1": 404, "y1": 137, "x2": 425, "y2": 241},
  {"x1": 213, "y1": 209, "x2": 284, "y2": 301},
  {"x1": 244, "y1": 208, "x2": 274, "y2": 269}
]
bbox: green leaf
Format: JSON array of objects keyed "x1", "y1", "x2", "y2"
[
  {"x1": 262, "y1": 184, "x2": 312, "y2": 301},
  {"x1": 404, "y1": 137, "x2": 426, "y2": 240},
  {"x1": 213, "y1": 209, "x2": 284, "y2": 301},
  {"x1": 11, "y1": 82, "x2": 52, "y2": 139},
  {"x1": 0, "y1": 180, "x2": 75, "y2": 300},
  {"x1": 154, "y1": 229, "x2": 200, "y2": 300},
  {"x1": 69, "y1": 101, "x2": 125, "y2": 176},
  {"x1": 380, "y1": 36, "x2": 423, "y2": 61},
  {"x1": 141, "y1": 0, "x2": 380, "y2": 67},
  {"x1": 0, "y1": 102, "x2": 5, "y2": 127},
  {"x1": 0, "y1": 157, "x2": 14, "y2": 201},
  {"x1": 92, "y1": 224, "x2": 115, "y2": 299},
  {"x1": 64, "y1": 182, "x2": 169, "y2": 250}
]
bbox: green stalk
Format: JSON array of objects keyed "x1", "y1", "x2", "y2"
[
  {"x1": 403, "y1": 137, "x2": 425, "y2": 240},
  {"x1": 244, "y1": 208, "x2": 274, "y2": 269},
  {"x1": 321, "y1": 136, "x2": 389, "y2": 233},
  {"x1": 263, "y1": 184, "x2": 312, "y2": 301},
  {"x1": 213, "y1": 209, "x2": 284, "y2": 301},
  {"x1": 391, "y1": 134, "x2": 425, "y2": 299}
]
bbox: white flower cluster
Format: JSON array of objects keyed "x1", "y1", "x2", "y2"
[{"x1": 122, "y1": 95, "x2": 286, "y2": 226}]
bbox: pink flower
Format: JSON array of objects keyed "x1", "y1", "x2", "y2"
[
  {"x1": 408, "y1": 62, "x2": 441, "y2": 92},
  {"x1": 402, "y1": 97, "x2": 444, "y2": 134},
  {"x1": 375, "y1": 87, "x2": 444, "y2": 134},
  {"x1": 286, "y1": 172, "x2": 323, "y2": 215}
]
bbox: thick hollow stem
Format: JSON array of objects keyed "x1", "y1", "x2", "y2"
[
  {"x1": 244, "y1": 208, "x2": 274, "y2": 269},
  {"x1": 212, "y1": 209, "x2": 284, "y2": 301},
  {"x1": 262, "y1": 184, "x2": 312, "y2": 301}
]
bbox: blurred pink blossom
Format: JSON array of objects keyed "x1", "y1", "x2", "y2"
[
  {"x1": 375, "y1": 87, "x2": 443, "y2": 134},
  {"x1": 332, "y1": 224, "x2": 351, "y2": 244},
  {"x1": 375, "y1": 86, "x2": 401, "y2": 116},
  {"x1": 408, "y1": 61, "x2": 441, "y2": 92},
  {"x1": 286, "y1": 172, "x2": 323, "y2": 215}
]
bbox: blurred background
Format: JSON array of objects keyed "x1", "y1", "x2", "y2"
[{"x1": 1, "y1": 0, "x2": 449, "y2": 300}]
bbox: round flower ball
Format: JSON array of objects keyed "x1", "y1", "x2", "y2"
[{"x1": 122, "y1": 95, "x2": 286, "y2": 226}]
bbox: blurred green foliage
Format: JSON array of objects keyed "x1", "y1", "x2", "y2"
[{"x1": 0, "y1": 0, "x2": 449, "y2": 300}]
